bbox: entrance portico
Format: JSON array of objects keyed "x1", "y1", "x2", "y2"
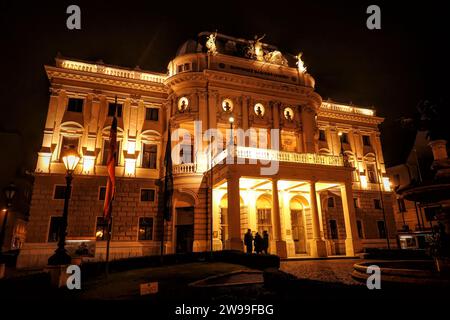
[{"x1": 210, "y1": 149, "x2": 361, "y2": 258}]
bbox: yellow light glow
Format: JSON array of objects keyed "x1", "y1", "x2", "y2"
[
  {"x1": 360, "y1": 175, "x2": 368, "y2": 189},
  {"x1": 82, "y1": 156, "x2": 95, "y2": 175},
  {"x1": 36, "y1": 153, "x2": 51, "y2": 173},
  {"x1": 229, "y1": 116, "x2": 235, "y2": 124},
  {"x1": 338, "y1": 132, "x2": 343, "y2": 136},
  {"x1": 127, "y1": 141, "x2": 136, "y2": 154},
  {"x1": 383, "y1": 177, "x2": 391, "y2": 192},
  {"x1": 124, "y1": 159, "x2": 136, "y2": 176},
  {"x1": 62, "y1": 149, "x2": 81, "y2": 172}
]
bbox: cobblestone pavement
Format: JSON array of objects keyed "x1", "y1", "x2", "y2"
[{"x1": 280, "y1": 259, "x2": 363, "y2": 286}]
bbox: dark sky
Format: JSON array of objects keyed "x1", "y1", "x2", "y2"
[{"x1": 1, "y1": 0, "x2": 449, "y2": 181}]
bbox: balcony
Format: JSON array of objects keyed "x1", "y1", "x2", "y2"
[
  {"x1": 173, "y1": 163, "x2": 197, "y2": 175},
  {"x1": 211, "y1": 146, "x2": 344, "y2": 168}
]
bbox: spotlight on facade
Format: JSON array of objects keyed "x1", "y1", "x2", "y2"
[{"x1": 338, "y1": 131, "x2": 343, "y2": 136}]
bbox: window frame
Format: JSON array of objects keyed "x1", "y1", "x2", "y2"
[
  {"x1": 53, "y1": 184, "x2": 71, "y2": 200},
  {"x1": 145, "y1": 107, "x2": 159, "y2": 121},
  {"x1": 377, "y1": 220, "x2": 387, "y2": 239},
  {"x1": 95, "y1": 216, "x2": 109, "y2": 241},
  {"x1": 138, "y1": 217, "x2": 154, "y2": 241},
  {"x1": 67, "y1": 97, "x2": 84, "y2": 113},
  {"x1": 140, "y1": 188, "x2": 156, "y2": 202},
  {"x1": 356, "y1": 220, "x2": 365, "y2": 239},
  {"x1": 47, "y1": 216, "x2": 63, "y2": 242}
]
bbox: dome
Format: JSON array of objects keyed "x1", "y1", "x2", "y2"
[{"x1": 176, "y1": 39, "x2": 202, "y2": 56}]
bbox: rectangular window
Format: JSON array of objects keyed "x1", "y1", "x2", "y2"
[
  {"x1": 180, "y1": 144, "x2": 194, "y2": 163},
  {"x1": 142, "y1": 144, "x2": 157, "y2": 169},
  {"x1": 353, "y1": 197, "x2": 360, "y2": 208},
  {"x1": 60, "y1": 136, "x2": 79, "y2": 160},
  {"x1": 98, "y1": 186, "x2": 106, "y2": 201},
  {"x1": 138, "y1": 217, "x2": 154, "y2": 241},
  {"x1": 48, "y1": 217, "x2": 63, "y2": 242},
  {"x1": 53, "y1": 185, "x2": 69, "y2": 200},
  {"x1": 362, "y1": 135, "x2": 371, "y2": 147},
  {"x1": 318, "y1": 130, "x2": 326, "y2": 141},
  {"x1": 140, "y1": 189, "x2": 155, "y2": 202},
  {"x1": 145, "y1": 108, "x2": 159, "y2": 121},
  {"x1": 377, "y1": 220, "x2": 387, "y2": 239},
  {"x1": 95, "y1": 217, "x2": 108, "y2": 241},
  {"x1": 329, "y1": 220, "x2": 338, "y2": 239},
  {"x1": 367, "y1": 164, "x2": 378, "y2": 183},
  {"x1": 357, "y1": 220, "x2": 364, "y2": 239},
  {"x1": 67, "y1": 98, "x2": 83, "y2": 113},
  {"x1": 374, "y1": 199, "x2": 382, "y2": 209},
  {"x1": 108, "y1": 103, "x2": 122, "y2": 117},
  {"x1": 397, "y1": 198, "x2": 406, "y2": 212},
  {"x1": 183, "y1": 63, "x2": 191, "y2": 71},
  {"x1": 327, "y1": 197, "x2": 335, "y2": 208},
  {"x1": 257, "y1": 209, "x2": 272, "y2": 226},
  {"x1": 102, "y1": 140, "x2": 120, "y2": 166},
  {"x1": 341, "y1": 133, "x2": 349, "y2": 144}
]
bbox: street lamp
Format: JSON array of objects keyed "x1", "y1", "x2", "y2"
[
  {"x1": 228, "y1": 116, "x2": 235, "y2": 147},
  {"x1": 48, "y1": 147, "x2": 80, "y2": 265},
  {"x1": 338, "y1": 131, "x2": 349, "y2": 166},
  {"x1": 0, "y1": 183, "x2": 17, "y2": 253}
]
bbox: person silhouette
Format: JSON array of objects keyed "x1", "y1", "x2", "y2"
[
  {"x1": 244, "y1": 229, "x2": 254, "y2": 254},
  {"x1": 254, "y1": 232, "x2": 263, "y2": 254},
  {"x1": 262, "y1": 231, "x2": 269, "y2": 254}
]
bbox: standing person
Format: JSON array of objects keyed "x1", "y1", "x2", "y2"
[
  {"x1": 244, "y1": 229, "x2": 254, "y2": 254},
  {"x1": 262, "y1": 230, "x2": 269, "y2": 254},
  {"x1": 254, "y1": 232, "x2": 262, "y2": 254}
]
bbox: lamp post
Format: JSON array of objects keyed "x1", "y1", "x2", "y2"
[
  {"x1": 229, "y1": 116, "x2": 235, "y2": 145},
  {"x1": 0, "y1": 183, "x2": 17, "y2": 254},
  {"x1": 48, "y1": 147, "x2": 80, "y2": 265},
  {"x1": 338, "y1": 131, "x2": 349, "y2": 166}
]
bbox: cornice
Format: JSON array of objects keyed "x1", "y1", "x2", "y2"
[
  {"x1": 46, "y1": 66, "x2": 167, "y2": 94},
  {"x1": 318, "y1": 110, "x2": 384, "y2": 125}
]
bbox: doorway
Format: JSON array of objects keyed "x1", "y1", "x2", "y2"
[
  {"x1": 175, "y1": 206, "x2": 194, "y2": 254},
  {"x1": 291, "y1": 209, "x2": 307, "y2": 254}
]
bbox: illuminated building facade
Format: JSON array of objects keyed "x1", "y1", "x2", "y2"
[{"x1": 17, "y1": 33, "x2": 396, "y2": 268}]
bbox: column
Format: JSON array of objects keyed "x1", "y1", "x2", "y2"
[
  {"x1": 227, "y1": 174, "x2": 242, "y2": 250},
  {"x1": 340, "y1": 182, "x2": 361, "y2": 256},
  {"x1": 309, "y1": 181, "x2": 327, "y2": 257},
  {"x1": 272, "y1": 179, "x2": 288, "y2": 258}
]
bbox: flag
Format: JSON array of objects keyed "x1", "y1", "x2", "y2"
[
  {"x1": 103, "y1": 100, "x2": 118, "y2": 220},
  {"x1": 162, "y1": 124, "x2": 173, "y2": 221}
]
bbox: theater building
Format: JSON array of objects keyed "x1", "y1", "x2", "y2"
[{"x1": 17, "y1": 33, "x2": 396, "y2": 268}]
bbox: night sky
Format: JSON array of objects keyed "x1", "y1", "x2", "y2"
[{"x1": 1, "y1": 0, "x2": 449, "y2": 183}]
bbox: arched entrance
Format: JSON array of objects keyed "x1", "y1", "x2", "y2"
[
  {"x1": 290, "y1": 195, "x2": 309, "y2": 254},
  {"x1": 256, "y1": 194, "x2": 273, "y2": 237},
  {"x1": 174, "y1": 193, "x2": 195, "y2": 254}
]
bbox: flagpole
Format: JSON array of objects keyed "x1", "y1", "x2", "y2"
[
  {"x1": 105, "y1": 206, "x2": 113, "y2": 276},
  {"x1": 104, "y1": 96, "x2": 118, "y2": 276}
]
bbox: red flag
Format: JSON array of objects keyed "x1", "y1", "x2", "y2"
[{"x1": 103, "y1": 107, "x2": 118, "y2": 220}]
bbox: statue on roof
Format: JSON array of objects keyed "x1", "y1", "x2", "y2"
[
  {"x1": 254, "y1": 34, "x2": 266, "y2": 61},
  {"x1": 296, "y1": 52, "x2": 307, "y2": 73},
  {"x1": 206, "y1": 31, "x2": 218, "y2": 55},
  {"x1": 265, "y1": 50, "x2": 288, "y2": 66}
]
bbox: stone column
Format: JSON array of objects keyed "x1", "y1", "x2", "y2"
[
  {"x1": 340, "y1": 182, "x2": 361, "y2": 256},
  {"x1": 226, "y1": 174, "x2": 242, "y2": 250},
  {"x1": 309, "y1": 181, "x2": 327, "y2": 257},
  {"x1": 271, "y1": 179, "x2": 287, "y2": 258}
]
